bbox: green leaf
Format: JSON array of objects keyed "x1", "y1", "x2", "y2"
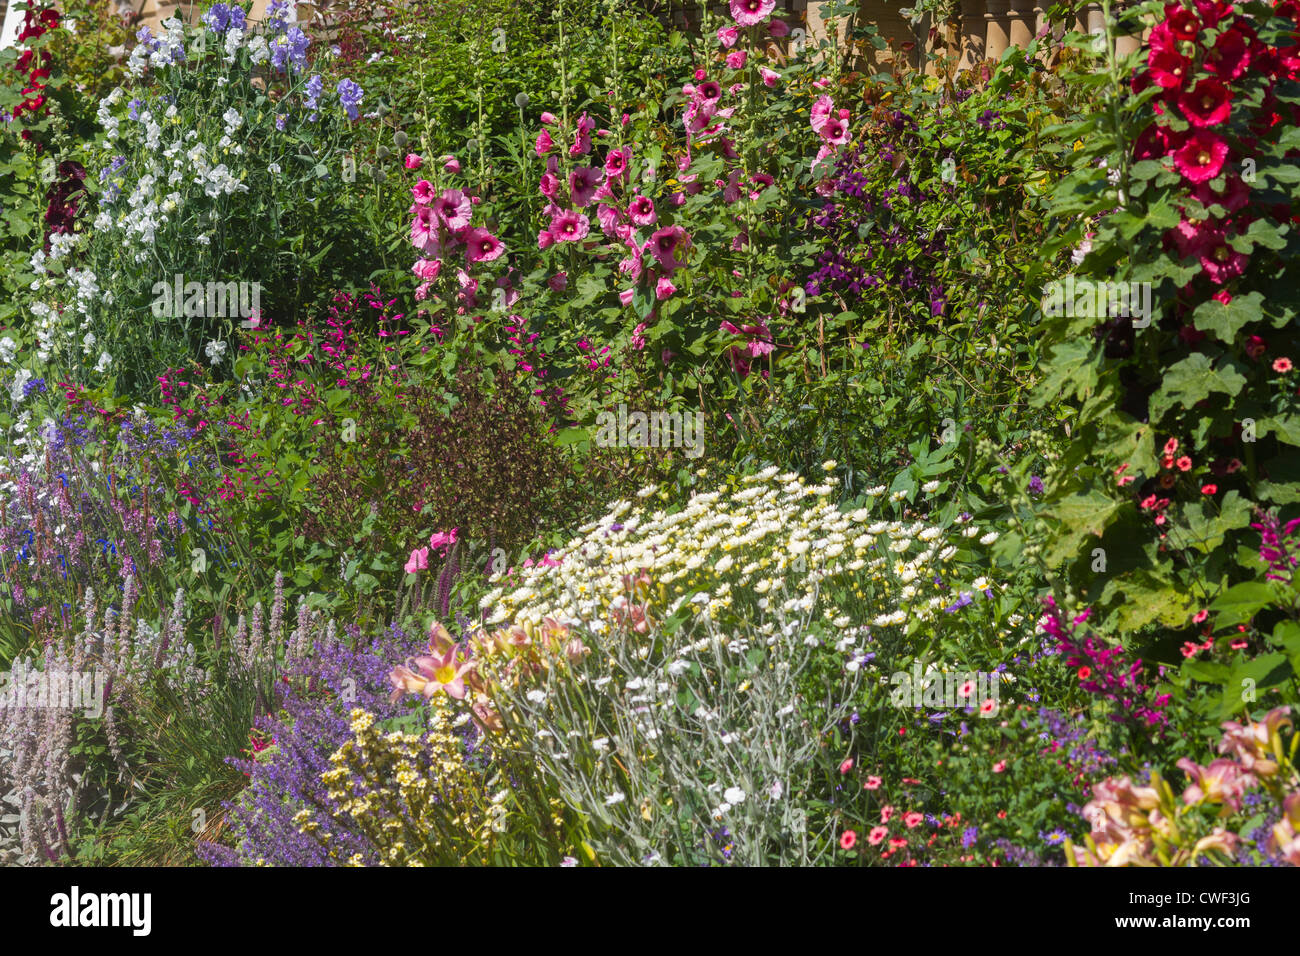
[
  {"x1": 1192, "y1": 291, "x2": 1263, "y2": 343},
  {"x1": 1148, "y1": 353, "x2": 1248, "y2": 421},
  {"x1": 1208, "y1": 581, "x2": 1276, "y2": 628}
]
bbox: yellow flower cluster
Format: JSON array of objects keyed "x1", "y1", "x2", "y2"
[{"x1": 297, "y1": 705, "x2": 497, "y2": 866}]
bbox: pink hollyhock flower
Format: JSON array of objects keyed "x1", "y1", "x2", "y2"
[
  {"x1": 1171, "y1": 216, "x2": 1213, "y2": 259},
  {"x1": 539, "y1": 170, "x2": 560, "y2": 199},
  {"x1": 729, "y1": 0, "x2": 775, "y2": 27},
  {"x1": 463, "y1": 227, "x2": 505, "y2": 263},
  {"x1": 410, "y1": 206, "x2": 441, "y2": 254},
  {"x1": 810, "y1": 94, "x2": 834, "y2": 133},
  {"x1": 550, "y1": 209, "x2": 591, "y2": 242},
  {"x1": 819, "y1": 115, "x2": 850, "y2": 145},
  {"x1": 442, "y1": 155, "x2": 461, "y2": 174},
  {"x1": 535, "y1": 128, "x2": 554, "y2": 156},
  {"x1": 630, "y1": 321, "x2": 647, "y2": 349},
  {"x1": 412, "y1": 257, "x2": 441, "y2": 281},
  {"x1": 619, "y1": 245, "x2": 644, "y2": 281},
  {"x1": 404, "y1": 547, "x2": 429, "y2": 574},
  {"x1": 605, "y1": 147, "x2": 631, "y2": 181},
  {"x1": 428, "y1": 529, "x2": 458, "y2": 551},
  {"x1": 1275, "y1": 357, "x2": 1294, "y2": 373},
  {"x1": 723, "y1": 169, "x2": 743, "y2": 203},
  {"x1": 717, "y1": 25, "x2": 739, "y2": 47},
  {"x1": 726, "y1": 50, "x2": 747, "y2": 70},
  {"x1": 1196, "y1": 227, "x2": 1249, "y2": 284},
  {"x1": 548, "y1": 272, "x2": 568, "y2": 292},
  {"x1": 648, "y1": 224, "x2": 690, "y2": 273},
  {"x1": 537, "y1": 229, "x2": 555, "y2": 249},
  {"x1": 628, "y1": 194, "x2": 656, "y2": 226},
  {"x1": 432, "y1": 189, "x2": 473, "y2": 230},
  {"x1": 1147, "y1": 49, "x2": 1191, "y2": 89},
  {"x1": 759, "y1": 66, "x2": 780, "y2": 87},
  {"x1": 619, "y1": 288, "x2": 635, "y2": 308},
  {"x1": 1173, "y1": 129, "x2": 1229, "y2": 183},
  {"x1": 571, "y1": 112, "x2": 595, "y2": 157},
  {"x1": 1178, "y1": 77, "x2": 1232, "y2": 128},
  {"x1": 1204, "y1": 25, "x2": 1251, "y2": 79},
  {"x1": 411, "y1": 179, "x2": 436, "y2": 205},
  {"x1": 404, "y1": 153, "x2": 423, "y2": 170},
  {"x1": 540, "y1": 111, "x2": 557, "y2": 125},
  {"x1": 596, "y1": 203, "x2": 622, "y2": 237},
  {"x1": 569, "y1": 166, "x2": 602, "y2": 206},
  {"x1": 655, "y1": 276, "x2": 676, "y2": 299},
  {"x1": 769, "y1": 17, "x2": 788, "y2": 36},
  {"x1": 1193, "y1": 175, "x2": 1250, "y2": 213}
]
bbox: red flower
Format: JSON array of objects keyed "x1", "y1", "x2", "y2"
[
  {"x1": 1193, "y1": 175, "x2": 1250, "y2": 213},
  {"x1": 1274, "y1": 357, "x2": 1294, "y2": 373},
  {"x1": 1176, "y1": 455, "x2": 1193, "y2": 472},
  {"x1": 1201, "y1": 483, "x2": 1218, "y2": 494},
  {"x1": 840, "y1": 830, "x2": 857, "y2": 850},
  {"x1": 1196, "y1": 228, "x2": 1250, "y2": 284},
  {"x1": 1204, "y1": 27, "x2": 1252, "y2": 79},
  {"x1": 1166, "y1": 4, "x2": 1201, "y2": 42},
  {"x1": 1077, "y1": 666, "x2": 1092, "y2": 680},
  {"x1": 1246, "y1": 335, "x2": 1267, "y2": 359},
  {"x1": 1178, "y1": 78, "x2": 1232, "y2": 128},
  {"x1": 1173, "y1": 130, "x2": 1230, "y2": 183},
  {"x1": 1193, "y1": 0, "x2": 1232, "y2": 28},
  {"x1": 1148, "y1": 49, "x2": 1192, "y2": 89},
  {"x1": 1134, "y1": 122, "x2": 1185, "y2": 161},
  {"x1": 1148, "y1": 21, "x2": 1179, "y2": 57}
]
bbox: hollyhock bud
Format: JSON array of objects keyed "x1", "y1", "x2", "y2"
[
  {"x1": 540, "y1": 111, "x2": 557, "y2": 125},
  {"x1": 769, "y1": 18, "x2": 789, "y2": 37},
  {"x1": 726, "y1": 50, "x2": 747, "y2": 70},
  {"x1": 404, "y1": 153, "x2": 423, "y2": 170}
]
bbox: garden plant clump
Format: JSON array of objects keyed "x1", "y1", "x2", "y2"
[{"x1": 0, "y1": 0, "x2": 1296, "y2": 874}]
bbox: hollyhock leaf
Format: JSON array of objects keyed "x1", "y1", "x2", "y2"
[
  {"x1": 1182, "y1": 491, "x2": 1251, "y2": 554},
  {"x1": 1192, "y1": 291, "x2": 1263, "y2": 342},
  {"x1": 1149, "y1": 353, "x2": 1248, "y2": 420},
  {"x1": 1208, "y1": 581, "x2": 1276, "y2": 627},
  {"x1": 1260, "y1": 413, "x2": 1300, "y2": 448},
  {"x1": 1104, "y1": 571, "x2": 1194, "y2": 631},
  {"x1": 1239, "y1": 218, "x2": 1288, "y2": 252},
  {"x1": 1041, "y1": 489, "x2": 1124, "y2": 544}
]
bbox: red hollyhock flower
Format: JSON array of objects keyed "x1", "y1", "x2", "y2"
[
  {"x1": 1174, "y1": 129, "x2": 1229, "y2": 183},
  {"x1": 1170, "y1": 216, "x2": 1215, "y2": 258},
  {"x1": 1133, "y1": 122, "x2": 1185, "y2": 161},
  {"x1": 1193, "y1": 174, "x2": 1250, "y2": 213},
  {"x1": 1193, "y1": 0, "x2": 1232, "y2": 28},
  {"x1": 1148, "y1": 21, "x2": 1179, "y2": 57},
  {"x1": 1166, "y1": 4, "x2": 1201, "y2": 42},
  {"x1": 1196, "y1": 228, "x2": 1250, "y2": 284},
  {"x1": 1204, "y1": 27, "x2": 1251, "y2": 79},
  {"x1": 1148, "y1": 49, "x2": 1192, "y2": 89},
  {"x1": 1178, "y1": 78, "x2": 1232, "y2": 127}
]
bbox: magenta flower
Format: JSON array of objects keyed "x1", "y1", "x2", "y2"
[
  {"x1": 410, "y1": 207, "x2": 441, "y2": 254},
  {"x1": 1178, "y1": 77, "x2": 1232, "y2": 128},
  {"x1": 443, "y1": 155, "x2": 461, "y2": 174},
  {"x1": 571, "y1": 112, "x2": 595, "y2": 157},
  {"x1": 619, "y1": 288, "x2": 635, "y2": 308},
  {"x1": 769, "y1": 18, "x2": 788, "y2": 36},
  {"x1": 656, "y1": 276, "x2": 676, "y2": 299},
  {"x1": 1196, "y1": 229, "x2": 1249, "y2": 285},
  {"x1": 429, "y1": 528, "x2": 458, "y2": 551},
  {"x1": 432, "y1": 189, "x2": 473, "y2": 231},
  {"x1": 729, "y1": 0, "x2": 775, "y2": 26},
  {"x1": 1173, "y1": 130, "x2": 1229, "y2": 184},
  {"x1": 811, "y1": 94, "x2": 834, "y2": 134},
  {"x1": 412, "y1": 257, "x2": 441, "y2": 281},
  {"x1": 597, "y1": 203, "x2": 622, "y2": 237},
  {"x1": 569, "y1": 166, "x2": 602, "y2": 206},
  {"x1": 535, "y1": 128, "x2": 554, "y2": 156},
  {"x1": 648, "y1": 225, "x2": 690, "y2": 273},
  {"x1": 537, "y1": 229, "x2": 555, "y2": 249},
  {"x1": 726, "y1": 50, "x2": 747, "y2": 70},
  {"x1": 411, "y1": 179, "x2": 435, "y2": 205},
  {"x1": 550, "y1": 209, "x2": 591, "y2": 242},
  {"x1": 404, "y1": 153, "x2": 423, "y2": 170},
  {"x1": 604, "y1": 148, "x2": 631, "y2": 182},
  {"x1": 627, "y1": 194, "x2": 657, "y2": 226},
  {"x1": 718, "y1": 25, "x2": 739, "y2": 47},
  {"x1": 759, "y1": 66, "x2": 780, "y2": 87},
  {"x1": 464, "y1": 228, "x2": 505, "y2": 263}
]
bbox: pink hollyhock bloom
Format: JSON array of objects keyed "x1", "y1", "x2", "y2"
[
  {"x1": 597, "y1": 203, "x2": 622, "y2": 237},
  {"x1": 648, "y1": 225, "x2": 690, "y2": 273},
  {"x1": 819, "y1": 116, "x2": 850, "y2": 145},
  {"x1": 726, "y1": 50, "x2": 747, "y2": 70},
  {"x1": 627, "y1": 194, "x2": 657, "y2": 226},
  {"x1": 1197, "y1": 229, "x2": 1250, "y2": 284},
  {"x1": 540, "y1": 111, "x2": 557, "y2": 125},
  {"x1": 428, "y1": 529, "x2": 458, "y2": 551},
  {"x1": 404, "y1": 547, "x2": 429, "y2": 574},
  {"x1": 571, "y1": 112, "x2": 595, "y2": 157},
  {"x1": 619, "y1": 246, "x2": 643, "y2": 281},
  {"x1": 729, "y1": 0, "x2": 775, "y2": 27},
  {"x1": 769, "y1": 18, "x2": 789, "y2": 36},
  {"x1": 535, "y1": 128, "x2": 554, "y2": 156},
  {"x1": 723, "y1": 169, "x2": 743, "y2": 204},
  {"x1": 539, "y1": 169, "x2": 561, "y2": 199},
  {"x1": 404, "y1": 153, "x2": 423, "y2": 170},
  {"x1": 537, "y1": 229, "x2": 555, "y2": 250},
  {"x1": 569, "y1": 166, "x2": 602, "y2": 206},
  {"x1": 414, "y1": 281, "x2": 433, "y2": 301},
  {"x1": 548, "y1": 272, "x2": 568, "y2": 292},
  {"x1": 463, "y1": 228, "x2": 505, "y2": 263},
  {"x1": 656, "y1": 276, "x2": 676, "y2": 299},
  {"x1": 812, "y1": 77, "x2": 831, "y2": 89},
  {"x1": 630, "y1": 321, "x2": 647, "y2": 349},
  {"x1": 432, "y1": 189, "x2": 473, "y2": 230},
  {"x1": 1178, "y1": 77, "x2": 1232, "y2": 128},
  {"x1": 759, "y1": 66, "x2": 780, "y2": 87},
  {"x1": 1171, "y1": 216, "x2": 1213, "y2": 259},
  {"x1": 410, "y1": 206, "x2": 441, "y2": 254},
  {"x1": 695, "y1": 80, "x2": 723, "y2": 106},
  {"x1": 718, "y1": 25, "x2": 739, "y2": 47},
  {"x1": 619, "y1": 288, "x2": 636, "y2": 308},
  {"x1": 411, "y1": 179, "x2": 436, "y2": 205},
  {"x1": 1173, "y1": 129, "x2": 1229, "y2": 183},
  {"x1": 550, "y1": 209, "x2": 591, "y2": 242},
  {"x1": 412, "y1": 257, "x2": 441, "y2": 281},
  {"x1": 810, "y1": 94, "x2": 834, "y2": 133},
  {"x1": 442, "y1": 155, "x2": 461, "y2": 174},
  {"x1": 605, "y1": 147, "x2": 631, "y2": 181}
]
